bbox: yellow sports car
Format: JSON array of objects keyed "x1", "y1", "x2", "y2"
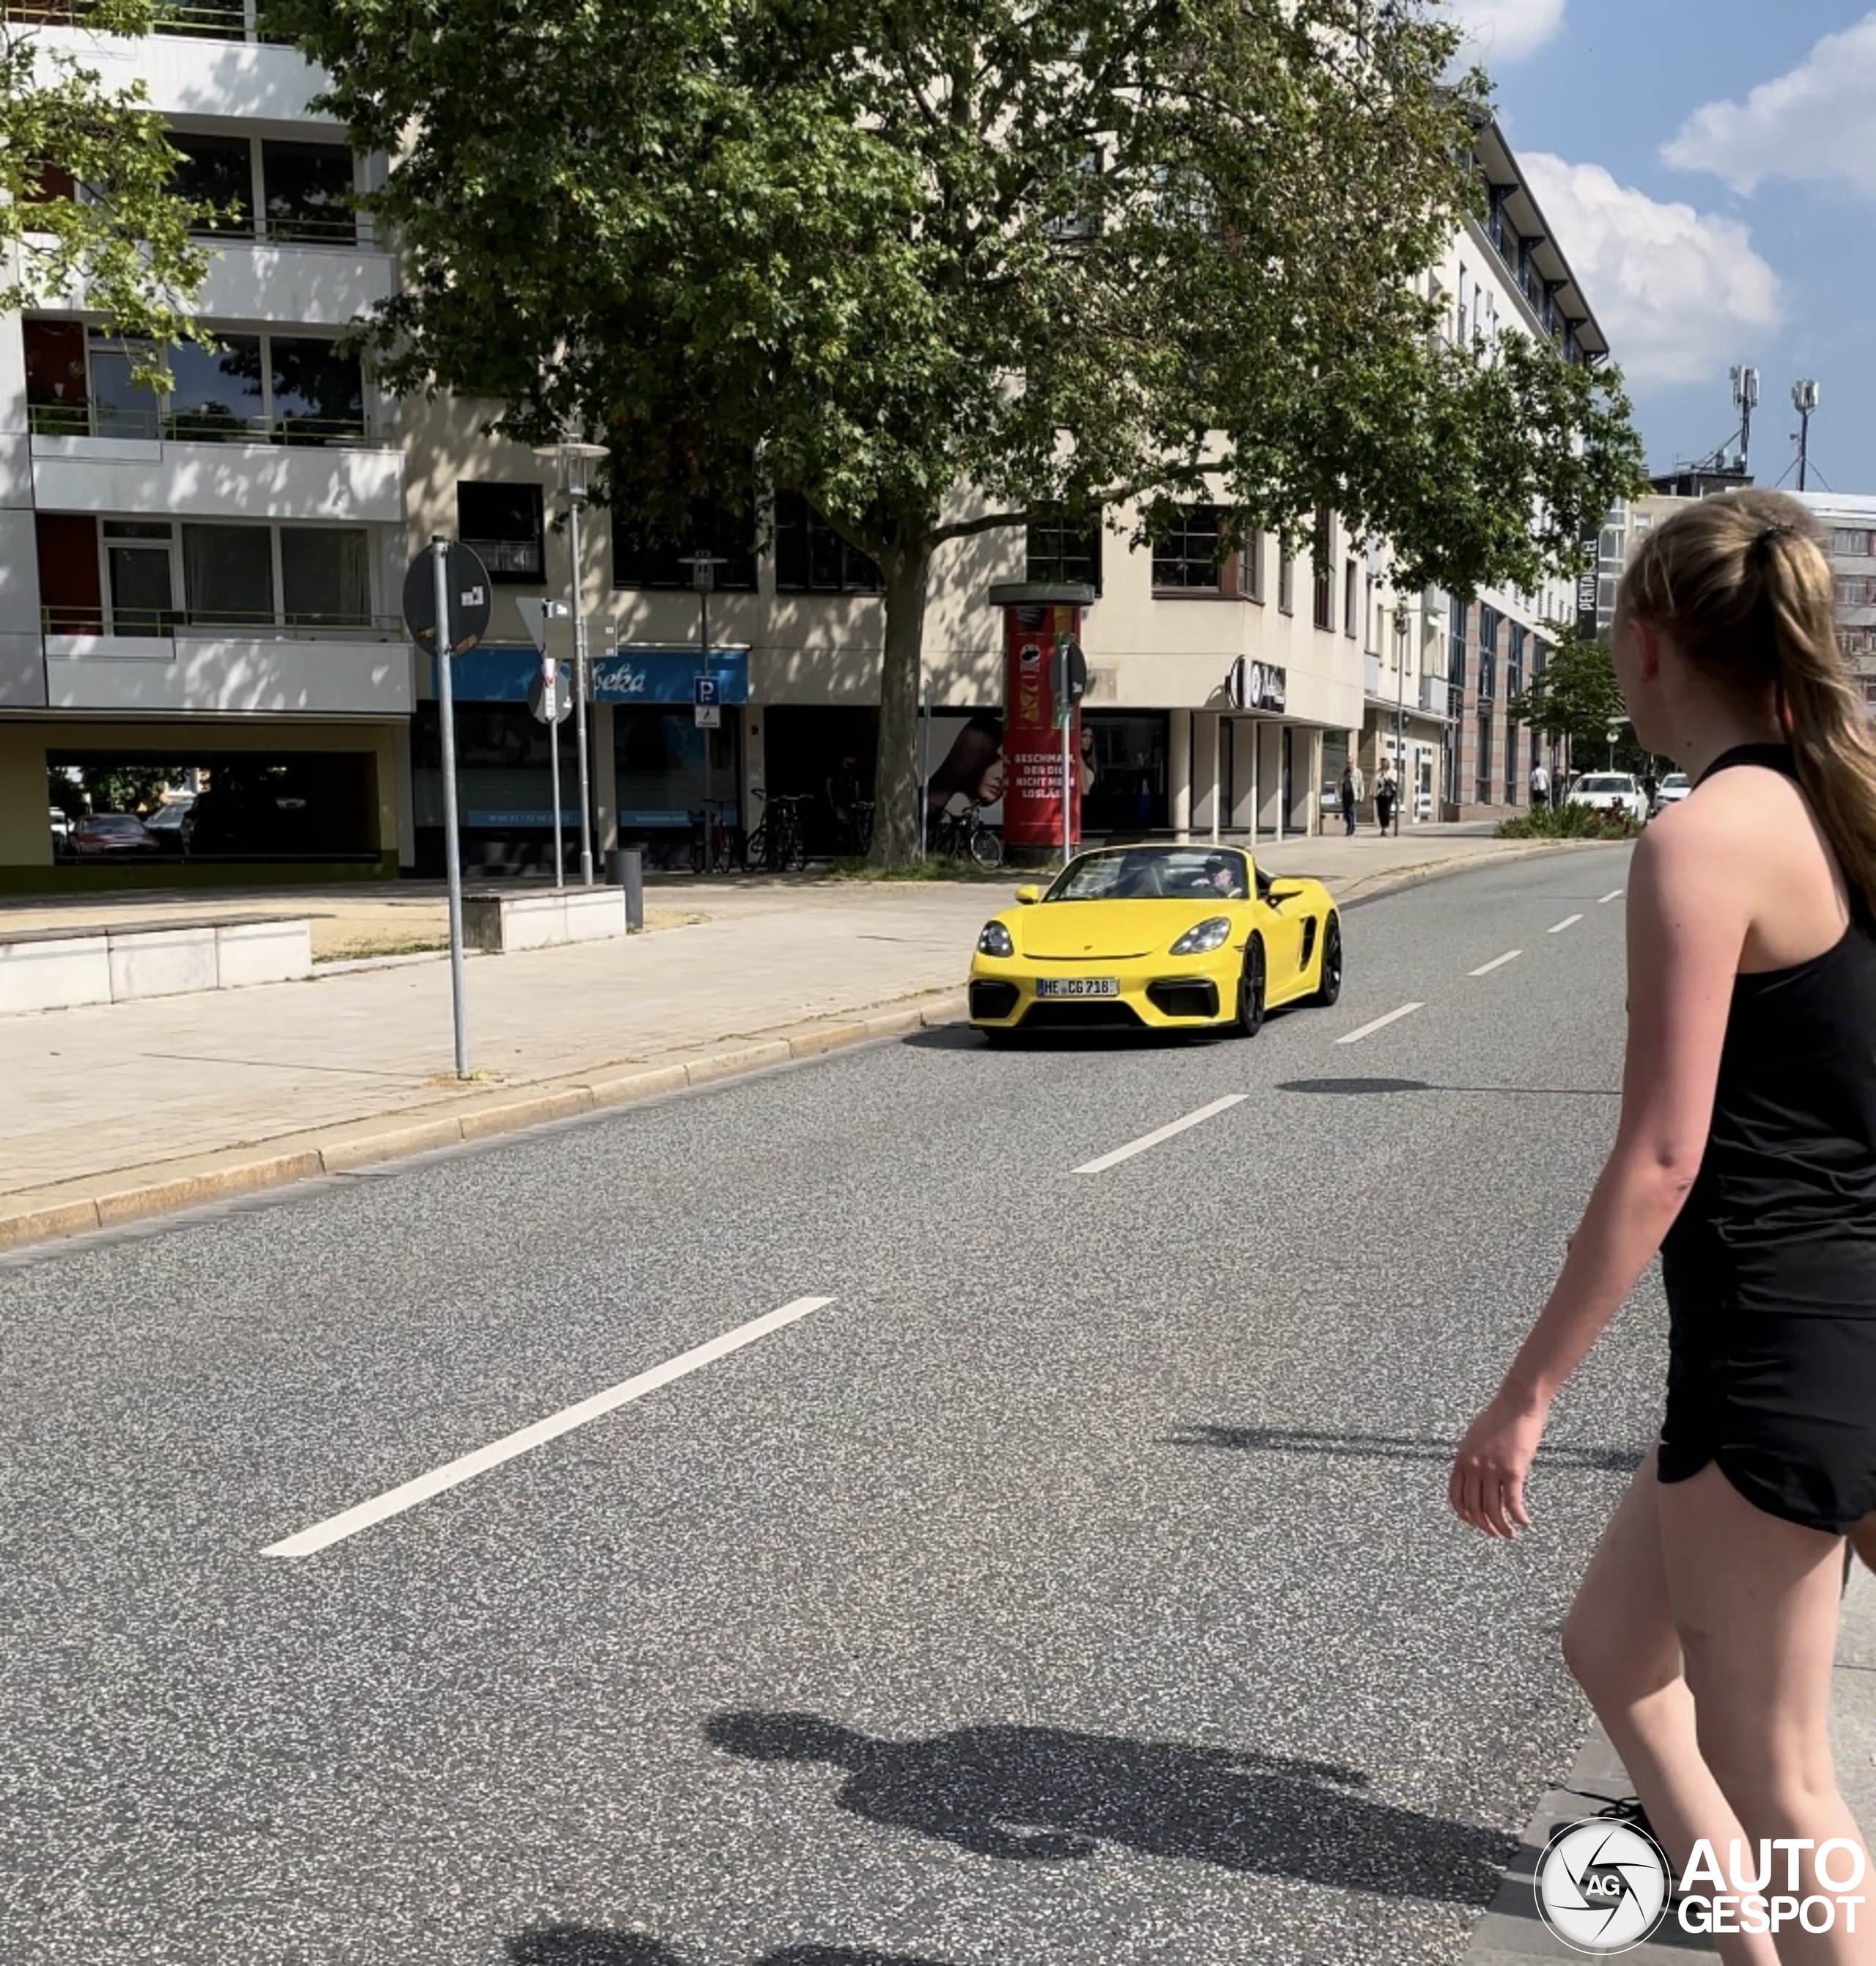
[{"x1": 968, "y1": 844, "x2": 1341, "y2": 1041}]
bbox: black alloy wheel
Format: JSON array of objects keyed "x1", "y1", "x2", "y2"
[
  {"x1": 1232, "y1": 935, "x2": 1266, "y2": 1038},
  {"x1": 1312, "y1": 913, "x2": 1343, "y2": 1007}
]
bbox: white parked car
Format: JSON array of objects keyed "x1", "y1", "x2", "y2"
[
  {"x1": 1651, "y1": 772, "x2": 1691, "y2": 816},
  {"x1": 1565, "y1": 772, "x2": 1649, "y2": 826}
]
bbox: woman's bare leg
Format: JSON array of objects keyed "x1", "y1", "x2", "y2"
[
  {"x1": 1562, "y1": 1448, "x2": 1779, "y2": 1966},
  {"x1": 1660, "y1": 1461, "x2": 1875, "y2": 1964}
]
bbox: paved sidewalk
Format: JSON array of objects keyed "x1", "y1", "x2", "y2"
[
  {"x1": 0, "y1": 832, "x2": 1600, "y2": 1249},
  {"x1": 1466, "y1": 1562, "x2": 1876, "y2": 1962}
]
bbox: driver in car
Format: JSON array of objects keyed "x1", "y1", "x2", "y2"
[{"x1": 1202, "y1": 854, "x2": 1244, "y2": 899}]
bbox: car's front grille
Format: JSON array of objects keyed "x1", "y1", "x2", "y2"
[
  {"x1": 1019, "y1": 1000, "x2": 1146, "y2": 1031},
  {"x1": 1146, "y1": 979, "x2": 1219, "y2": 1020}
]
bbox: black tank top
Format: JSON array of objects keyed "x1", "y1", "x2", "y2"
[{"x1": 1661, "y1": 744, "x2": 1876, "y2": 1314}]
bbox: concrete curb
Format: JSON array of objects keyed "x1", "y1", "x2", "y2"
[
  {"x1": 0, "y1": 842, "x2": 1604, "y2": 1257},
  {"x1": 1332, "y1": 838, "x2": 1621, "y2": 910},
  {"x1": 0, "y1": 992, "x2": 968, "y2": 1256}
]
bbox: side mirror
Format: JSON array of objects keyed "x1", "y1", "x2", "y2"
[{"x1": 1015, "y1": 884, "x2": 1042, "y2": 906}]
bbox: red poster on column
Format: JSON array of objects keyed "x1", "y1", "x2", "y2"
[{"x1": 1002, "y1": 604, "x2": 1082, "y2": 851}]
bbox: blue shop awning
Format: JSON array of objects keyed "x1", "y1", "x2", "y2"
[{"x1": 438, "y1": 644, "x2": 751, "y2": 706}]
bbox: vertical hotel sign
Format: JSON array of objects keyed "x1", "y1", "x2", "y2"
[{"x1": 1002, "y1": 602, "x2": 1080, "y2": 849}]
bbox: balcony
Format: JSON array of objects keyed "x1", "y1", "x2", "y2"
[
  {"x1": 1364, "y1": 650, "x2": 1384, "y2": 698},
  {"x1": 42, "y1": 615, "x2": 412, "y2": 717},
  {"x1": 12, "y1": 6, "x2": 328, "y2": 122},
  {"x1": 1421, "y1": 675, "x2": 1451, "y2": 718}
]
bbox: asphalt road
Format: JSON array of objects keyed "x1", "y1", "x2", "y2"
[{"x1": 0, "y1": 844, "x2": 1655, "y2": 1966}]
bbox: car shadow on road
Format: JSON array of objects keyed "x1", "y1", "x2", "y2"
[
  {"x1": 701, "y1": 1711, "x2": 1515, "y2": 1902},
  {"x1": 904, "y1": 1024, "x2": 1295, "y2": 1054},
  {"x1": 1276, "y1": 1076, "x2": 1619, "y2": 1099},
  {"x1": 1165, "y1": 1423, "x2": 1643, "y2": 1477},
  {"x1": 509, "y1": 1935, "x2": 956, "y2": 1966}
]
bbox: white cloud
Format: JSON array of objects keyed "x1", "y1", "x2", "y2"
[
  {"x1": 1520, "y1": 155, "x2": 1783, "y2": 387},
  {"x1": 1663, "y1": 13, "x2": 1876, "y2": 197},
  {"x1": 1444, "y1": 0, "x2": 1566, "y2": 64}
]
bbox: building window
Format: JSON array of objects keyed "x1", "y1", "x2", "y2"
[
  {"x1": 1343, "y1": 561, "x2": 1358, "y2": 639},
  {"x1": 1836, "y1": 576, "x2": 1876, "y2": 610},
  {"x1": 181, "y1": 522, "x2": 276, "y2": 627},
  {"x1": 259, "y1": 141, "x2": 355, "y2": 244},
  {"x1": 457, "y1": 482, "x2": 545, "y2": 583},
  {"x1": 1507, "y1": 622, "x2": 1526, "y2": 701},
  {"x1": 773, "y1": 492, "x2": 881, "y2": 594},
  {"x1": 1448, "y1": 596, "x2": 1469, "y2": 690},
  {"x1": 1475, "y1": 711, "x2": 1493, "y2": 806},
  {"x1": 612, "y1": 492, "x2": 758, "y2": 591},
  {"x1": 1311, "y1": 506, "x2": 1334, "y2": 629},
  {"x1": 170, "y1": 133, "x2": 254, "y2": 234},
  {"x1": 1242, "y1": 528, "x2": 1264, "y2": 603},
  {"x1": 281, "y1": 527, "x2": 371, "y2": 627},
  {"x1": 166, "y1": 335, "x2": 265, "y2": 439},
  {"x1": 1833, "y1": 528, "x2": 1875, "y2": 558},
  {"x1": 1151, "y1": 504, "x2": 1225, "y2": 591},
  {"x1": 1026, "y1": 508, "x2": 1103, "y2": 594},
  {"x1": 1277, "y1": 542, "x2": 1295, "y2": 614}
]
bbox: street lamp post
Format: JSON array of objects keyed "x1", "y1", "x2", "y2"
[
  {"x1": 679, "y1": 553, "x2": 728, "y2": 870},
  {"x1": 534, "y1": 437, "x2": 608, "y2": 885},
  {"x1": 1393, "y1": 602, "x2": 1408, "y2": 835}
]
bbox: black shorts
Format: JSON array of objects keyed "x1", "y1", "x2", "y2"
[{"x1": 1659, "y1": 1292, "x2": 1876, "y2": 1534}]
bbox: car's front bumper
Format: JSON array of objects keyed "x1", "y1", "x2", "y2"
[{"x1": 967, "y1": 952, "x2": 1238, "y2": 1032}]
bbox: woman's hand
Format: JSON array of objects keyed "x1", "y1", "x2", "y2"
[{"x1": 1449, "y1": 1389, "x2": 1549, "y2": 1540}]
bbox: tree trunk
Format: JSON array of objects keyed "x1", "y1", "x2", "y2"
[{"x1": 871, "y1": 532, "x2": 934, "y2": 865}]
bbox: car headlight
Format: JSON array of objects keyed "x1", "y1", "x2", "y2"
[
  {"x1": 1170, "y1": 917, "x2": 1232, "y2": 955},
  {"x1": 978, "y1": 920, "x2": 1014, "y2": 958}
]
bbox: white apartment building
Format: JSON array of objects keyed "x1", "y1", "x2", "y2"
[
  {"x1": 0, "y1": 1, "x2": 410, "y2": 882},
  {"x1": 0, "y1": 18, "x2": 1609, "y2": 882}
]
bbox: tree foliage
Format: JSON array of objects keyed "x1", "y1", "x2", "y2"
[
  {"x1": 1, "y1": 1, "x2": 220, "y2": 381},
  {"x1": 1507, "y1": 624, "x2": 1633, "y2": 768},
  {"x1": 279, "y1": 0, "x2": 1647, "y2": 857}
]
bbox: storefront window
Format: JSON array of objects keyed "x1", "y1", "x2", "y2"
[
  {"x1": 1079, "y1": 712, "x2": 1167, "y2": 834},
  {"x1": 615, "y1": 710, "x2": 739, "y2": 827}
]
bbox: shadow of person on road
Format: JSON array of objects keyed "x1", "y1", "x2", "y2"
[
  {"x1": 704, "y1": 1712, "x2": 1515, "y2": 1900},
  {"x1": 508, "y1": 1932, "x2": 957, "y2": 1966},
  {"x1": 1166, "y1": 1422, "x2": 1643, "y2": 1477}
]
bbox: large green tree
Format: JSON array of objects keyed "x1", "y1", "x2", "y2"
[
  {"x1": 281, "y1": 0, "x2": 1644, "y2": 860},
  {"x1": 2, "y1": 1, "x2": 221, "y2": 382}
]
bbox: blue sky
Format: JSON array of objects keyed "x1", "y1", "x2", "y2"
[{"x1": 1452, "y1": 0, "x2": 1876, "y2": 492}]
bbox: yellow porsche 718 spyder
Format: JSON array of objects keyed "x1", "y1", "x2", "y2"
[{"x1": 968, "y1": 844, "x2": 1341, "y2": 1042}]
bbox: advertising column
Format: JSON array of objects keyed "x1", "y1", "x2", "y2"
[{"x1": 1000, "y1": 600, "x2": 1085, "y2": 851}]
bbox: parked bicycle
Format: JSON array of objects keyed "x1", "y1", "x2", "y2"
[
  {"x1": 742, "y1": 790, "x2": 810, "y2": 873},
  {"x1": 689, "y1": 799, "x2": 740, "y2": 875},
  {"x1": 837, "y1": 799, "x2": 875, "y2": 858},
  {"x1": 930, "y1": 798, "x2": 1003, "y2": 871}
]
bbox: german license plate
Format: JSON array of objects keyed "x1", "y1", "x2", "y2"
[{"x1": 1035, "y1": 977, "x2": 1120, "y2": 999}]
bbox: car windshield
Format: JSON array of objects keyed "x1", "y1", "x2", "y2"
[
  {"x1": 1576, "y1": 776, "x2": 1633, "y2": 794},
  {"x1": 87, "y1": 815, "x2": 145, "y2": 832},
  {"x1": 1661, "y1": 774, "x2": 1690, "y2": 790},
  {"x1": 1046, "y1": 846, "x2": 1252, "y2": 901}
]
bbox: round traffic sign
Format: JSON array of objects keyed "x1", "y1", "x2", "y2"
[{"x1": 402, "y1": 540, "x2": 493, "y2": 654}]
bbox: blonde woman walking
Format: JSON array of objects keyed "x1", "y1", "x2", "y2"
[{"x1": 1450, "y1": 490, "x2": 1876, "y2": 1965}]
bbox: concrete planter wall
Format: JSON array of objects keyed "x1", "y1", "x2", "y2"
[
  {"x1": 462, "y1": 887, "x2": 627, "y2": 954},
  {"x1": 0, "y1": 917, "x2": 313, "y2": 1016}
]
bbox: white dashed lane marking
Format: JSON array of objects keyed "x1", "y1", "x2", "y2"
[
  {"x1": 1073, "y1": 1095, "x2": 1249, "y2": 1175},
  {"x1": 1548, "y1": 914, "x2": 1584, "y2": 934},
  {"x1": 1598, "y1": 889, "x2": 1625, "y2": 905},
  {"x1": 1470, "y1": 950, "x2": 1522, "y2": 977},
  {"x1": 1335, "y1": 1002, "x2": 1424, "y2": 1046},
  {"x1": 262, "y1": 1296, "x2": 838, "y2": 1559}
]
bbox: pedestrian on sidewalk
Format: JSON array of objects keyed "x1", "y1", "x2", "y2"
[
  {"x1": 1339, "y1": 759, "x2": 1361, "y2": 837},
  {"x1": 1375, "y1": 758, "x2": 1398, "y2": 835},
  {"x1": 1530, "y1": 760, "x2": 1550, "y2": 810},
  {"x1": 1450, "y1": 490, "x2": 1876, "y2": 1966}
]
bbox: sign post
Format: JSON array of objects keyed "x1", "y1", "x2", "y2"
[
  {"x1": 1053, "y1": 629, "x2": 1088, "y2": 867},
  {"x1": 403, "y1": 537, "x2": 492, "y2": 1079}
]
